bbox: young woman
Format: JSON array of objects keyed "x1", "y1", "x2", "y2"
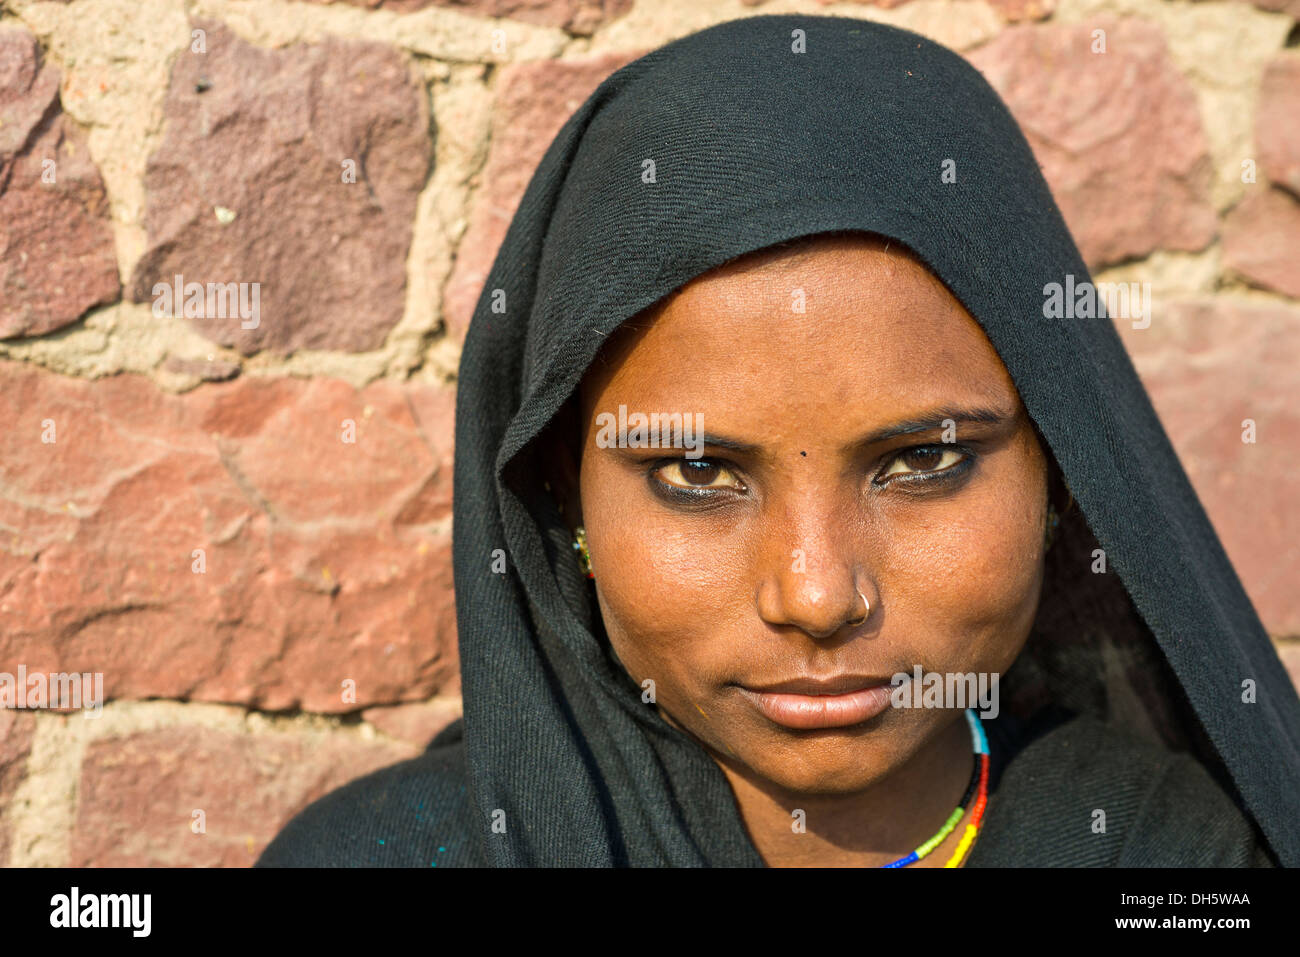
[{"x1": 258, "y1": 14, "x2": 1299, "y2": 867}]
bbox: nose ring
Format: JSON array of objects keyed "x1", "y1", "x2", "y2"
[{"x1": 848, "y1": 589, "x2": 870, "y2": 626}]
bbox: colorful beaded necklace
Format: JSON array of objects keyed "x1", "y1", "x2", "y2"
[{"x1": 881, "y1": 708, "x2": 989, "y2": 868}]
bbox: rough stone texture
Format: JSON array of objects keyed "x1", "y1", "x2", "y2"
[
  {"x1": 71, "y1": 724, "x2": 416, "y2": 866},
  {"x1": 162, "y1": 355, "x2": 242, "y2": 382},
  {"x1": 0, "y1": 363, "x2": 458, "y2": 712},
  {"x1": 1118, "y1": 299, "x2": 1300, "y2": 638},
  {"x1": 1209, "y1": 0, "x2": 1300, "y2": 18},
  {"x1": 442, "y1": 51, "x2": 639, "y2": 342},
  {"x1": 810, "y1": 0, "x2": 916, "y2": 8},
  {"x1": 300, "y1": 0, "x2": 633, "y2": 35},
  {"x1": 0, "y1": 28, "x2": 120, "y2": 339},
  {"x1": 967, "y1": 18, "x2": 1216, "y2": 269},
  {"x1": 128, "y1": 20, "x2": 431, "y2": 356},
  {"x1": 0, "y1": 710, "x2": 37, "y2": 865},
  {"x1": 981, "y1": 0, "x2": 1056, "y2": 21},
  {"x1": 789, "y1": 0, "x2": 1055, "y2": 18},
  {"x1": 1257, "y1": 53, "x2": 1300, "y2": 200},
  {"x1": 1221, "y1": 187, "x2": 1300, "y2": 299},
  {"x1": 362, "y1": 695, "x2": 462, "y2": 747}
]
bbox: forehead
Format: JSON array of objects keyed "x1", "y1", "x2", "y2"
[{"x1": 580, "y1": 233, "x2": 1022, "y2": 427}]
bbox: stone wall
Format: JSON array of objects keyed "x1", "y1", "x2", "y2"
[{"x1": 0, "y1": 0, "x2": 1296, "y2": 866}]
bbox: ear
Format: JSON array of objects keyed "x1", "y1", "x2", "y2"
[{"x1": 541, "y1": 397, "x2": 584, "y2": 528}]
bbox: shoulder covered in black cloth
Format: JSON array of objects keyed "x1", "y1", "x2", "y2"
[
  {"x1": 970, "y1": 708, "x2": 1275, "y2": 867},
  {"x1": 255, "y1": 719, "x2": 485, "y2": 868},
  {"x1": 255, "y1": 709, "x2": 1272, "y2": 868}
]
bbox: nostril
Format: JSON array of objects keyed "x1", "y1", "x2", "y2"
[{"x1": 847, "y1": 588, "x2": 871, "y2": 626}]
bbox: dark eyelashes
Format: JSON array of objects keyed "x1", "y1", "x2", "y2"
[
  {"x1": 870, "y1": 444, "x2": 977, "y2": 489},
  {"x1": 648, "y1": 479, "x2": 730, "y2": 507},
  {"x1": 644, "y1": 458, "x2": 745, "y2": 507},
  {"x1": 645, "y1": 444, "x2": 977, "y2": 506}
]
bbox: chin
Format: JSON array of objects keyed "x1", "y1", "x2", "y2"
[
  {"x1": 739, "y1": 738, "x2": 905, "y2": 796},
  {"x1": 761, "y1": 761, "x2": 895, "y2": 797}
]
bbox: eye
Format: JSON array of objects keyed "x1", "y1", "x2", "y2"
[
  {"x1": 652, "y1": 458, "x2": 745, "y2": 491},
  {"x1": 876, "y1": 445, "x2": 969, "y2": 482}
]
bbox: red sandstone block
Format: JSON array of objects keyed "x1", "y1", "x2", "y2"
[
  {"x1": 127, "y1": 20, "x2": 430, "y2": 355},
  {"x1": 968, "y1": 18, "x2": 1216, "y2": 269},
  {"x1": 71, "y1": 724, "x2": 417, "y2": 866},
  {"x1": 442, "y1": 52, "x2": 641, "y2": 342},
  {"x1": 1118, "y1": 299, "x2": 1300, "y2": 637},
  {"x1": 0, "y1": 28, "x2": 120, "y2": 338},
  {"x1": 0, "y1": 363, "x2": 458, "y2": 712}
]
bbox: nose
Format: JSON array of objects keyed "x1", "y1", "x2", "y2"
[{"x1": 753, "y1": 512, "x2": 875, "y2": 640}]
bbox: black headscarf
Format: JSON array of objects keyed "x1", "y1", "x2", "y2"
[{"x1": 451, "y1": 13, "x2": 1300, "y2": 866}]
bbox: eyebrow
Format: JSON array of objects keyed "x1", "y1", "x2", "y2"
[{"x1": 687, "y1": 405, "x2": 1018, "y2": 456}]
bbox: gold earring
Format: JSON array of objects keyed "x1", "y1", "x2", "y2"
[{"x1": 573, "y1": 525, "x2": 594, "y2": 579}]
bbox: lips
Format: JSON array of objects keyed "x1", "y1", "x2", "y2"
[
  {"x1": 737, "y1": 675, "x2": 896, "y2": 730},
  {"x1": 745, "y1": 674, "x2": 894, "y2": 696}
]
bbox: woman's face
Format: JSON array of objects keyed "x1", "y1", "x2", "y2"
[{"x1": 569, "y1": 232, "x2": 1048, "y2": 797}]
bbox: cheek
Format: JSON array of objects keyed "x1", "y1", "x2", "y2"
[
  {"x1": 581, "y1": 470, "x2": 741, "y2": 696},
  {"x1": 879, "y1": 455, "x2": 1045, "y2": 672}
]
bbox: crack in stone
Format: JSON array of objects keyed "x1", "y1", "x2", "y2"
[
  {"x1": 56, "y1": 599, "x2": 168, "y2": 643},
  {"x1": 213, "y1": 441, "x2": 276, "y2": 522}
]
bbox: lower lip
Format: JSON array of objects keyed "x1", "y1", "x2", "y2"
[{"x1": 739, "y1": 684, "x2": 894, "y2": 730}]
